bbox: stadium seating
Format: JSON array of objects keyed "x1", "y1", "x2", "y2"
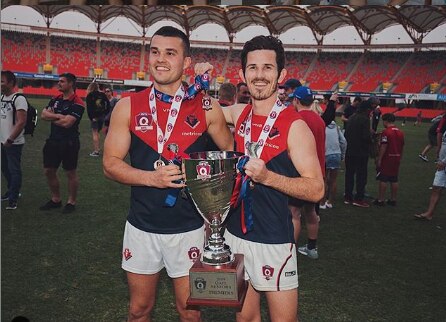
[
  {"x1": 2, "y1": 30, "x2": 46, "y2": 73},
  {"x1": 393, "y1": 52, "x2": 446, "y2": 93},
  {"x1": 349, "y1": 52, "x2": 409, "y2": 92},
  {"x1": 2, "y1": 30, "x2": 444, "y2": 97},
  {"x1": 305, "y1": 52, "x2": 360, "y2": 91}
]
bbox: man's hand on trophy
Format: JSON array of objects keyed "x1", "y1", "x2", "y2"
[
  {"x1": 244, "y1": 158, "x2": 269, "y2": 184},
  {"x1": 194, "y1": 62, "x2": 214, "y2": 76},
  {"x1": 152, "y1": 164, "x2": 185, "y2": 189}
]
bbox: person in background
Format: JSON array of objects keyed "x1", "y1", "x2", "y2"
[
  {"x1": 1, "y1": 70, "x2": 28, "y2": 210},
  {"x1": 104, "y1": 87, "x2": 119, "y2": 134},
  {"x1": 288, "y1": 86, "x2": 326, "y2": 260},
  {"x1": 39, "y1": 73, "x2": 84, "y2": 214},
  {"x1": 320, "y1": 119, "x2": 347, "y2": 209},
  {"x1": 344, "y1": 100, "x2": 373, "y2": 208},
  {"x1": 218, "y1": 82, "x2": 236, "y2": 107},
  {"x1": 341, "y1": 96, "x2": 362, "y2": 130},
  {"x1": 414, "y1": 130, "x2": 446, "y2": 221},
  {"x1": 282, "y1": 78, "x2": 301, "y2": 106},
  {"x1": 86, "y1": 82, "x2": 110, "y2": 157},
  {"x1": 236, "y1": 81, "x2": 251, "y2": 104},
  {"x1": 373, "y1": 113, "x2": 405, "y2": 206}
]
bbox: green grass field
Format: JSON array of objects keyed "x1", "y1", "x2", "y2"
[{"x1": 2, "y1": 98, "x2": 445, "y2": 322}]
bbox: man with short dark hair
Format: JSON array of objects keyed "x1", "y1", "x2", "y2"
[
  {"x1": 341, "y1": 96, "x2": 362, "y2": 130},
  {"x1": 103, "y1": 26, "x2": 233, "y2": 322},
  {"x1": 218, "y1": 82, "x2": 236, "y2": 107},
  {"x1": 236, "y1": 81, "x2": 250, "y2": 104},
  {"x1": 222, "y1": 35, "x2": 324, "y2": 322},
  {"x1": 39, "y1": 73, "x2": 85, "y2": 214},
  {"x1": 1, "y1": 70, "x2": 28, "y2": 210},
  {"x1": 283, "y1": 78, "x2": 302, "y2": 106},
  {"x1": 344, "y1": 100, "x2": 373, "y2": 207},
  {"x1": 374, "y1": 113, "x2": 404, "y2": 206}
]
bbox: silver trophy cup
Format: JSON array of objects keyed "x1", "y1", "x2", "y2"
[{"x1": 184, "y1": 151, "x2": 243, "y2": 265}]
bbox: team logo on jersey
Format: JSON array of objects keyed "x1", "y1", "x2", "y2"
[
  {"x1": 188, "y1": 247, "x2": 201, "y2": 262},
  {"x1": 262, "y1": 265, "x2": 274, "y2": 280},
  {"x1": 185, "y1": 114, "x2": 200, "y2": 129},
  {"x1": 123, "y1": 248, "x2": 132, "y2": 261},
  {"x1": 196, "y1": 161, "x2": 211, "y2": 180},
  {"x1": 268, "y1": 127, "x2": 280, "y2": 139},
  {"x1": 194, "y1": 277, "x2": 206, "y2": 293},
  {"x1": 135, "y1": 112, "x2": 153, "y2": 132}
]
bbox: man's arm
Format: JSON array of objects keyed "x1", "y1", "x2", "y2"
[
  {"x1": 243, "y1": 119, "x2": 324, "y2": 203},
  {"x1": 376, "y1": 141, "x2": 387, "y2": 170},
  {"x1": 205, "y1": 99, "x2": 234, "y2": 151},
  {"x1": 41, "y1": 106, "x2": 78, "y2": 128},
  {"x1": 103, "y1": 98, "x2": 183, "y2": 188}
]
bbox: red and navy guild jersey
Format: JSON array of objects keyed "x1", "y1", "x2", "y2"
[
  {"x1": 127, "y1": 87, "x2": 211, "y2": 234},
  {"x1": 226, "y1": 105, "x2": 302, "y2": 244},
  {"x1": 47, "y1": 93, "x2": 84, "y2": 140}
]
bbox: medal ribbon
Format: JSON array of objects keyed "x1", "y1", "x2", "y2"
[
  {"x1": 243, "y1": 97, "x2": 285, "y2": 158},
  {"x1": 230, "y1": 156, "x2": 253, "y2": 234},
  {"x1": 152, "y1": 73, "x2": 210, "y2": 104}
]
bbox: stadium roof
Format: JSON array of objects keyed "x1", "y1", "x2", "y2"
[{"x1": 19, "y1": 5, "x2": 446, "y2": 45}]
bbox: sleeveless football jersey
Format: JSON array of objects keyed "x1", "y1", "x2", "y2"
[
  {"x1": 226, "y1": 105, "x2": 301, "y2": 244},
  {"x1": 127, "y1": 87, "x2": 210, "y2": 234}
]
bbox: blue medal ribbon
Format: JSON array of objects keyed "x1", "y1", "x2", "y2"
[
  {"x1": 153, "y1": 73, "x2": 210, "y2": 103},
  {"x1": 230, "y1": 156, "x2": 253, "y2": 233}
]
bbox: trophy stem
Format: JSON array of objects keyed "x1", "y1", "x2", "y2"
[{"x1": 202, "y1": 218, "x2": 233, "y2": 265}]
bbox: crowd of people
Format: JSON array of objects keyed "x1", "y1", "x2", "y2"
[{"x1": 2, "y1": 25, "x2": 445, "y2": 322}]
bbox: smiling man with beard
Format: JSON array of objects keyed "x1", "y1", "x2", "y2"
[
  {"x1": 103, "y1": 26, "x2": 233, "y2": 322},
  {"x1": 221, "y1": 35, "x2": 324, "y2": 322}
]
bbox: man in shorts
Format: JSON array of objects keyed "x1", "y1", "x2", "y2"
[
  {"x1": 222, "y1": 35, "x2": 324, "y2": 322},
  {"x1": 373, "y1": 113, "x2": 405, "y2": 206},
  {"x1": 288, "y1": 86, "x2": 326, "y2": 260},
  {"x1": 39, "y1": 73, "x2": 84, "y2": 214},
  {"x1": 414, "y1": 130, "x2": 446, "y2": 221},
  {"x1": 103, "y1": 26, "x2": 233, "y2": 322}
]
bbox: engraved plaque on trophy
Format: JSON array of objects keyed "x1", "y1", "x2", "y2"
[{"x1": 184, "y1": 151, "x2": 247, "y2": 308}]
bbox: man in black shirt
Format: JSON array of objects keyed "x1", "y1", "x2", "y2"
[
  {"x1": 86, "y1": 82, "x2": 110, "y2": 157},
  {"x1": 39, "y1": 73, "x2": 85, "y2": 214}
]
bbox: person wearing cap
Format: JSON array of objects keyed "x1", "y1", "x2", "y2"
[
  {"x1": 283, "y1": 78, "x2": 302, "y2": 106},
  {"x1": 39, "y1": 73, "x2": 85, "y2": 214},
  {"x1": 344, "y1": 100, "x2": 374, "y2": 208},
  {"x1": 288, "y1": 86, "x2": 326, "y2": 260}
]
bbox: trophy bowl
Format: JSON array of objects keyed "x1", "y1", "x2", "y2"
[{"x1": 184, "y1": 151, "x2": 243, "y2": 266}]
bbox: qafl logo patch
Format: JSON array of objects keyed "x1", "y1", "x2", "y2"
[
  {"x1": 237, "y1": 122, "x2": 246, "y2": 137},
  {"x1": 188, "y1": 247, "x2": 201, "y2": 262},
  {"x1": 135, "y1": 112, "x2": 153, "y2": 132},
  {"x1": 196, "y1": 161, "x2": 211, "y2": 180},
  {"x1": 262, "y1": 265, "x2": 274, "y2": 280}
]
